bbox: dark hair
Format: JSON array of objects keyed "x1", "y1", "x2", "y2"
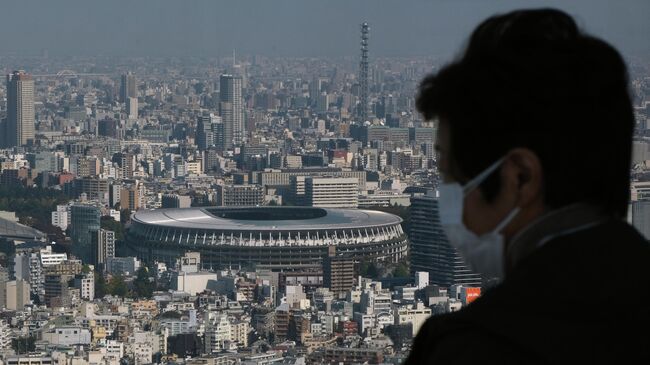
[{"x1": 417, "y1": 8, "x2": 634, "y2": 218}]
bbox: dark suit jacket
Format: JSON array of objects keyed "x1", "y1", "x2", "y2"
[{"x1": 405, "y1": 219, "x2": 650, "y2": 364}]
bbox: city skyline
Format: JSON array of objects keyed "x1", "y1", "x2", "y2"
[{"x1": 0, "y1": 0, "x2": 648, "y2": 58}]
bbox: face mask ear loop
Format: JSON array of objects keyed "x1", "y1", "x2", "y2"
[{"x1": 462, "y1": 157, "x2": 506, "y2": 196}]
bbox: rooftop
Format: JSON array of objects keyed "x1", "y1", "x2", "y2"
[{"x1": 132, "y1": 207, "x2": 401, "y2": 231}]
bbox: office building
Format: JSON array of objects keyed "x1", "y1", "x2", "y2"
[
  {"x1": 69, "y1": 205, "x2": 101, "y2": 263},
  {"x1": 120, "y1": 72, "x2": 137, "y2": 102},
  {"x1": 305, "y1": 176, "x2": 358, "y2": 208},
  {"x1": 97, "y1": 118, "x2": 119, "y2": 138},
  {"x1": 91, "y1": 229, "x2": 116, "y2": 270},
  {"x1": 410, "y1": 190, "x2": 482, "y2": 287},
  {"x1": 4, "y1": 280, "x2": 30, "y2": 311},
  {"x1": 196, "y1": 114, "x2": 223, "y2": 151},
  {"x1": 127, "y1": 97, "x2": 138, "y2": 120},
  {"x1": 394, "y1": 302, "x2": 432, "y2": 336},
  {"x1": 105, "y1": 257, "x2": 141, "y2": 276},
  {"x1": 51, "y1": 205, "x2": 70, "y2": 231},
  {"x1": 6, "y1": 71, "x2": 35, "y2": 147},
  {"x1": 121, "y1": 184, "x2": 143, "y2": 211},
  {"x1": 257, "y1": 168, "x2": 367, "y2": 190},
  {"x1": 219, "y1": 74, "x2": 244, "y2": 147},
  {"x1": 74, "y1": 272, "x2": 94, "y2": 300},
  {"x1": 323, "y1": 247, "x2": 355, "y2": 299},
  {"x1": 75, "y1": 177, "x2": 109, "y2": 202},
  {"x1": 161, "y1": 194, "x2": 192, "y2": 209},
  {"x1": 215, "y1": 184, "x2": 264, "y2": 206}
]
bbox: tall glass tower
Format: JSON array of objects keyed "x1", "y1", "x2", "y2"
[{"x1": 410, "y1": 190, "x2": 483, "y2": 287}]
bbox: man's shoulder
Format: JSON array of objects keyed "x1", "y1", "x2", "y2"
[
  {"x1": 511, "y1": 219, "x2": 650, "y2": 287},
  {"x1": 406, "y1": 297, "x2": 540, "y2": 364},
  {"x1": 406, "y1": 220, "x2": 650, "y2": 364}
]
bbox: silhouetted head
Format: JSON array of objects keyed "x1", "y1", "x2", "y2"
[{"x1": 418, "y1": 8, "x2": 633, "y2": 237}]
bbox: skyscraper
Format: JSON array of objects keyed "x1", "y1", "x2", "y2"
[
  {"x1": 409, "y1": 190, "x2": 482, "y2": 287},
  {"x1": 91, "y1": 229, "x2": 115, "y2": 271},
  {"x1": 69, "y1": 205, "x2": 101, "y2": 263},
  {"x1": 219, "y1": 74, "x2": 244, "y2": 148},
  {"x1": 196, "y1": 115, "x2": 213, "y2": 151},
  {"x1": 358, "y1": 22, "x2": 370, "y2": 122},
  {"x1": 120, "y1": 72, "x2": 137, "y2": 102},
  {"x1": 196, "y1": 114, "x2": 223, "y2": 151},
  {"x1": 126, "y1": 97, "x2": 138, "y2": 120},
  {"x1": 6, "y1": 71, "x2": 35, "y2": 147}
]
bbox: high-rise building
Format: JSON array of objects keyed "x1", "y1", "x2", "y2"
[
  {"x1": 323, "y1": 247, "x2": 355, "y2": 299},
  {"x1": 409, "y1": 190, "x2": 482, "y2": 287},
  {"x1": 74, "y1": 272, "x2": 94, "y2": 301},
  {"x1": 161, "y1": 194, "x2": 192, "y2": 208},
  {"x1": 120, "y1": 72, "x2": 137, "y2": 103},
  {"x1": 91, "y1": 229, "x2": 116, "y2": 271},
  {"x1": 51, "y1": 204, "x2": 70, "y2": 231},
  {"x1": 196, "y1": 114, "x2": 223, "y2": 151},
  {"x1": 69, "y1": 205, "x2": 101, "y2": 263},
  {"x1": 358, "y1": 23, "x2": 370, "y2": 122},
  {"x1": 126, "y1": 97, "x2": 138, "y2": 120},
  {"x1": 121, "y1": 184, "x2": 143, "y2": 211},
  {"x1": 14, "y1": 246, "x2": 67, "y2": 301},
  {"x1": 6, "y1": 71, "x2": 35, "y2": 147},
  {"x1": 75, "y1": 177, "x2": 109, "y2": 201},
  {"x1": 98, "y1": 118, "x2": 118, "y2": 138},
  {"x1": 215, "y1": 184, "x2": 264, "y2": 206},
  {"x1": 219, "y1": 74, "x2": 244, "y2": 147},
  {"x1": 204, "y1": 314, "x2": 232, "y2": 354},
  {"x1": 4, "y1": 280, "x2": 30, "y2": 311},
  {"x1": 196, "y1": 115, "x2": 213, "y2": 151},
  {"x1": 305, "y1": 176, "x2": 358, "y2": 208}
]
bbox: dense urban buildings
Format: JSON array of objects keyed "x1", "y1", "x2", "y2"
[{"x1": 0, "y1": 6, "x2": 646, "y2": 363}]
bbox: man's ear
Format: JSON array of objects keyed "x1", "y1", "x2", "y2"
[{"x1": 503, "y1": 148, "x2": 544, "y2": 208}]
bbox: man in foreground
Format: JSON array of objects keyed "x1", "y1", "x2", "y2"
[{"x1": 406, "y1": 8, "x2": 650, "y2": 364}]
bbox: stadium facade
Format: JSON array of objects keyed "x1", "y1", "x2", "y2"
[{"x1": 125, "y1": 207, "x2": 408, "y2": 271}]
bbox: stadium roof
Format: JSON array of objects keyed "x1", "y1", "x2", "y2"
[
  {"x1": 0, "y1": 217, "x2": 47, "y2": 241},
  {"x1": 132, "y1": 207, "x2": 401, "y2": 231}
]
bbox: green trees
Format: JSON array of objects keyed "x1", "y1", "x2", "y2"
[
  {"x1": 0, "y1": 185, "x2": 69, "y2": 228},
  {"x1": 120, "y1": 209, "x2": 131, "y2": 224},
  {"x1": 95, "y1": 266, "x2": 155, "y2": 299},
  {"x1": 359, "y1": 260, "x2": 379, "y2": 279},
  {"x1": 95, "y1": 273, "x2": 108, "y2": 298},
  {"x1": 108, "y1": 274, "x2": 128, "y2": 297},
  {"x1": 392, "y1": 262, "x2": 409, "y2": 278},
  {"x1": 133, "y1": 267, "x2": 153, "y2": 299},
  {"x1": 100, "y1": 216, "x2": 125, "y2": 241}
]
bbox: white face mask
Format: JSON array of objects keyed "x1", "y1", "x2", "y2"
[{"x1": 437, "y1": 157, "x2": 520, "y2": 279}]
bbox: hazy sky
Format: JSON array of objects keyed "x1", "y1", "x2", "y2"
[{"x1": 1, "y1": 0, "x2": 648, "y2": 58}]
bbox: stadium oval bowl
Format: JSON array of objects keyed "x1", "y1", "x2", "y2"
[{"x1": 125, "y1": 206, "x2": 408, "y2": 270}]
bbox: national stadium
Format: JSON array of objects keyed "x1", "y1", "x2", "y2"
[{"x1": 125, "y1": 206, "x2": 408, "y2": 270}]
